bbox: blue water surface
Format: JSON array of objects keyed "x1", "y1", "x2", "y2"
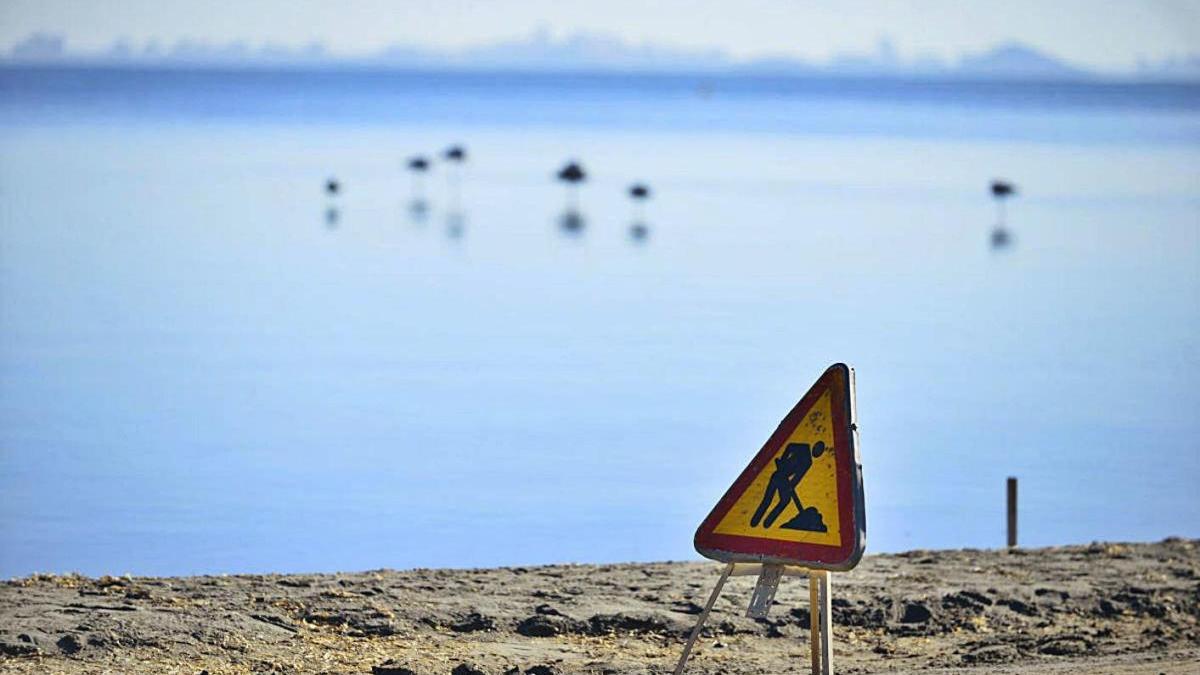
[{"x1": 0, "y1": 67, "x2": 1197, "y2": 576}]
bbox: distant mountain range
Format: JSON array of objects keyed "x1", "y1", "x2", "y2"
[{"x1": 5, "y1": 29, "x2": 1199, "y2": 82}]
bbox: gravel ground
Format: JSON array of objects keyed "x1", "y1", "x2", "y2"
[{"x1": 2, "y1": 539, "x2": 1198, "y2": 674}]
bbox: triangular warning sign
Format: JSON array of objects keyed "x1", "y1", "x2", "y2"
[{"x1": 694, "y1": 363, "x2": 865, "y2": 571}]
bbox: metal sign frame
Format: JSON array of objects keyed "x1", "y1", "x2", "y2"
[{"x1": 693, "y1": 363, "x2": 865, "y2": 571}]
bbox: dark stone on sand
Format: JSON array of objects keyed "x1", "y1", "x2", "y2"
[
  {"x1": 962, "y1": 644, "x2": 1019, "y2": 663},
  {"x1": 0, "y1": 634, "x2": 40, "y2": 657},
  {"x1": 942, "y1": 590, "x2": 993, "y2": 610},
  {"x1": 56, "y1": 634, "x2": 83, "y2": 655},
  {"x1": 758, "y1": 619, "x2": 787, "y2": 638},
  {"x1": 1113, "y1": 586, "x2": 1170, "y2": 617},
  {"x1": 1039, "y1": 636, "x2": 1092, "y2": 655},
  {"x1": 516, "y1": 613, "x2": 584, "y2": 637},
  {"x1": 788, "y1": 607, "x2": 810, "y2": 625},
  {"x1": 999, "y1": 598, "x2": 1038, "y2": 616},
  {"x1": 249, "y1": 613, "x2": 298, "y2": 633},
  {"x1": 124, "y1": 587, "x2": 152, "y2": 600},
  {"x1": 452, "y1": 663, "x2": 487, "y2": 675},
  {"x1": 86, "y1": 634, "x2": 109, "y2": 648},
  {"x1": 824, "y1": 597, "x2": 889, "y2": 628},
  {"x1": 64, "y1": 602, "x2": 137, "y2": 612},
  {"x1": 372, "y1": 660, "x2": 419, "y2": 675},
  {"x1": 349, "y1": 618, "x2": 398, "y2": 637},
  {"x1": 450, "y1": 612, "x2": 496, "y2": 633},
  {"x1": 516, "y1": 616, "x2": 557, "y2": 637},
  {"x1": 588, "y1": 611, "x2": 677, "y2": 636},
  {"x1": 900, "y1": 602, "x2": 933, "y2": 623},
  {"x1": 302, "y1": 611, "x2": 347, "y2": 626},
  {"x1": 525, "y1": 666, "x2": 559, "y2": 675},
  {"x1": 670, "y1": 600, "x2": 704, "y2": 615}
]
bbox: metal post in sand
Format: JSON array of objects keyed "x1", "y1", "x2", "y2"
[{"x1": 1007, "y1": 476, "x2": 1018, "y2": 548}]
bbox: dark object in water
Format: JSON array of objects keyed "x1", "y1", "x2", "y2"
[
  {"x1": 408, "y1": 156, "x2": 432, "y2": 213},
  {"x1": 630, "y1": 222, "x2": 649, "y2": 241},
  {"x1": 990, "y1": 178, "x2": 1018, "y2": 237},
  {"x1": 325, "y1": 178, "x2": 340, "y2": 195},
  {"x1": 446, "y1": 212, "x2": 466, "y2": 239},
  {"x1": 325, "y1": 207, "x2": 339, "y2": 227},
  {"x1": 991, "y1": 227, "x2": 1012, "y2": 249},
  {"x1": 557, "y1": 161, "x2": 586, "y2": 184},
  {"x1": 559, "y1": 210, "x2": 585, "y2": 233},
  {"x1": 408, "y1": 199, "x2": 429, "y2": 221},
  {"x1": 990, "y1": 180, "x2": 1016, "y2": 198},
  {"x1": 443, "y1": 146, "x2": 467, "y2": 211},
  {"x1": 628, "y1": 183, "x2": 652, "y2": 227},
  {"x1": 557, "y1": 161, "x2": 587, "y2": 214}
]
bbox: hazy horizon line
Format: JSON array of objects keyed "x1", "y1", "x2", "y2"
[{"x1": 6, "y1": 28, "x2": 1200, "y2": 82}]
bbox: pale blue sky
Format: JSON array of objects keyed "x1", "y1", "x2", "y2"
[{"x1": 2, "y1": 0, "x2": 1198, "y2": 71}]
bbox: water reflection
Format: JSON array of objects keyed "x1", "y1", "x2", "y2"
[
  {"x1": 629, "y1": 221, "x2": 649, "y2": 242},
  {"x1": 407, "y1": 155, "x2": 431, "y2": 208},
  {"x1": 990, "y1": 226, "x2": 1012, "y2": 250},
  {"x1": 989, "y1": 179, "x2": 1016, "y2": 250},
  {"x1": 324, "y1": 176, "x2": 340, "y2": 229},
  {"x1": 408, "y1": 198, "x2": 430, "y2": 224},
  {"x1": 446, "y1": 211, "x2": 466, "y2": 239},
  {"x1": 558, "y1": 209, "x2": 585, "y2": 234},
  {"x1": 556, "y1": 161, "x2": 587, "y2": 223},
  {"x1": 443, "y1": 144, "x2": 467, "y2": 216}
]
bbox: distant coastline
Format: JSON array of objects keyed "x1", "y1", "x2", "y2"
[
  {"x1": 6, "y1": 30, "x2": 1199, "y2": 85},
  {"x1": 4, "y1": 61, "x2": 1200, "y2": 91}
]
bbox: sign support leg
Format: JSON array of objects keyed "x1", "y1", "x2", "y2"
[
  {"x1": 819, "y1": 570, "x2": 832, "y2": 674},
  {"x1": 746, "y1": 564, "x2": 784, "y2": 618},
  {"x1": 673, "y1": 562, "x2": 733, "y2": 675},
  {"x1": 808, "y1": 570, "x2": 833, "y2": 675},
  {"x1": 808, "y1": 572, "x2": 820, "y2": 675}
]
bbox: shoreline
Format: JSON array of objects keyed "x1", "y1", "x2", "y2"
[{"x1": 2, "y1": 539, "x2": 1198, "y2": 673}]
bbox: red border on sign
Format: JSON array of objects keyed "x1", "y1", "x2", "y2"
[{"x1": 693, "y1": 364, "x2": 863, "y2": 570}]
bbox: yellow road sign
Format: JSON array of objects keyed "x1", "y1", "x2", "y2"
[{"x1": 694, "y1": 364, "x2": 865, "y2": 570}]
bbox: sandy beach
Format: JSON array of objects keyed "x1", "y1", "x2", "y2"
[{"x1": 2, "y1": 538, "x2": 1197, "y2": 674}]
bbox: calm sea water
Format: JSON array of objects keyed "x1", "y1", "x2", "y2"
[{"x1": 1, "y1": 67, "x2": 1198, "y2": 577}]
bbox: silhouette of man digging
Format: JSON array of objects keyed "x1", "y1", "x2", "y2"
[{"x1": 749, "y1": 441, "x2": 828, "y2": 532}]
